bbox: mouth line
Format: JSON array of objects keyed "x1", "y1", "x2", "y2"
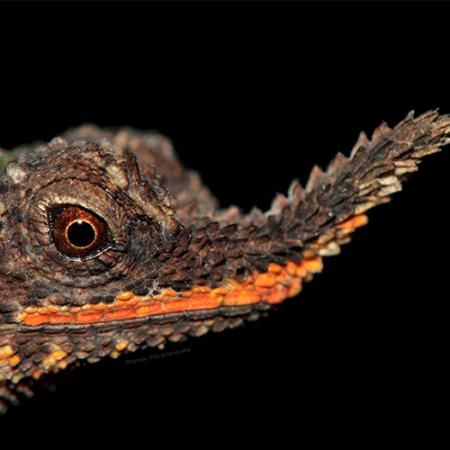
[{"x1": 17, "y1": 257, "x2": 324, "y2": 327}]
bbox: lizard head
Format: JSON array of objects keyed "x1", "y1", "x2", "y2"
[
  {"x1": 0, "y1": 136, "x2": 192, "y2": 319},
  {"x1": 1, "y1": 112, "x2": 449, "y2": 398}
]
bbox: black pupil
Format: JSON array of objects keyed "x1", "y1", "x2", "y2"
[{"x1": 67, "y1": 220, "x2": 96, "y2": 248}]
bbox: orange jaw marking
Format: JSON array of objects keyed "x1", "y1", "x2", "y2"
[
  {"x1": 17, "y1": 257, "x2": 324, "y2": 326},
  {"x1": 338, "y1": 214, "x2": 368, "y2": 233},
  {"x1": 0, "y1": 345, "x2": 21, "y2": 370}
]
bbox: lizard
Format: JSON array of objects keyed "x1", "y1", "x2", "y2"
[{"x1": 0, "y1": 110, "x2": 449, "y2": 413}]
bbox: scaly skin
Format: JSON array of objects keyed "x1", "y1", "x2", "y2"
[{"x1": 0, "y1": 111, "x2": 449, "y2": 413}]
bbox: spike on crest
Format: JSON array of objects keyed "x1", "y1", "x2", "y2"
[
  {"x1": 371, "y1": 122, "x2": 391, "y2": 141},
  {"x1": 306, "y1": 165, "x2": 325, "y2": 191},
  {"x1": 327, "y1": 152, "x2": 348, "y2": 174},
  {"x1": 350, "y1": 131, "x2": 369, "y2": 158}
]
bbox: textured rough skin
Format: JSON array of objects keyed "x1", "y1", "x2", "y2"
[{"x1": 1, "y1": 111, "x2": 449, "y2": 413}]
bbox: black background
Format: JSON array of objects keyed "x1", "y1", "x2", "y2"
[{"x1": 0, "y1": 2, "x2": 448, "y2": 443}]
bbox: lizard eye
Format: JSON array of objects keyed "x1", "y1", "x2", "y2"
[{"x1": 48, "y1": 204, "x2": 112, "y2": 260}]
